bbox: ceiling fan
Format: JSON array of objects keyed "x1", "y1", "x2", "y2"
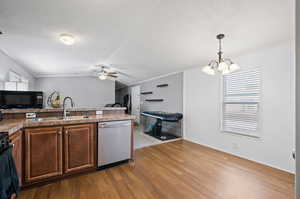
[
  {"x1": 92, "y1": 64, "x2": 138, "y2": 81},
  {"x1": 93, "y1": 65, "x2": 118, "y2": 80}
]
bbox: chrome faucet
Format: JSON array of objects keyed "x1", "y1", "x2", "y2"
[{"x1": 63, "y1": 97, "x2": 75, "y2": 119}]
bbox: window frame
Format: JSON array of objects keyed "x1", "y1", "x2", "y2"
[
  {"x1": 4, "y1": 71, "x2": 29, "y2": 91},
  {"x1": 220, "y1": 67, "x2": 261, "y2": 138}
]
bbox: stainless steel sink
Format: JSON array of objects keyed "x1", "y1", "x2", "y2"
[
  {"x1": 27, "y1": 117, "x2": 54, "y2": 122},
  {"x1": 27, "y1": 116, "x2": 90, "y2": 122}
]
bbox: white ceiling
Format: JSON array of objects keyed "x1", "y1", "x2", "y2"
[{"x1": 0, "y1": 0, "x2": 293, "y2": 84}]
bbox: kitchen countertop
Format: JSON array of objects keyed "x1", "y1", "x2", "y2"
[
  {"x1": 0, "y1": 107, "x2": 126, "y2": 114},
  {"x1": 0, "y1": 114, "x2": 135, "y2": 135}
]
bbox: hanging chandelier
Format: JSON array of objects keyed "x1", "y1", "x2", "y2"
[{"x1": 202, "y1": 34, "x2": 240, "y2": 75}]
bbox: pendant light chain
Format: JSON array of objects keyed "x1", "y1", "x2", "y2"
[{"x1": 218, "y1": 37, "x2": 223, "y2": 63}]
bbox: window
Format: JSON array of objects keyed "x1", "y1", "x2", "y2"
[
  {"x1": 222, "y1": 68, "x2": 260, "y2": 137},
  {"x1": 4, "y1": 71, "x2": 29, "y2": 91}
]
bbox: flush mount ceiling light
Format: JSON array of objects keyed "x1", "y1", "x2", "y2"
[
  {"x1": 202, "y1": 34, "x2": 240, "y2": 75},
  {"x1": 59, "y1": 33, "x2": 75, "y2": 45}
]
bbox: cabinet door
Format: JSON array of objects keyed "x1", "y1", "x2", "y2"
[
  {"x1": 25, "y1": 127, "x2": 63, "y2": 183},
  {"x1": 10, "y1": 130, "x2": 23, "y2": 186},
  {"x1": 64, "y1": 124, "x2": 95, "y2": 174}
]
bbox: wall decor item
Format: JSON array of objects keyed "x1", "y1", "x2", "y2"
[
  {"x1": 202, "y1": 34, "x2": 240, "y2": 75},
  {"x1": 141, "y1": 92, "x2": 153, "y2": 95},
  {"x1": 47, "y1": 91, "x2": 61, "y2": 108},
  {"x1": 157, "y1": 84, "x2": 168, "y2": 88},
  {"x1": 145, "y1": 99, "x2": 164, "y2": 102}
]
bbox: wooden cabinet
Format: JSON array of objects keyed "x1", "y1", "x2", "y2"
[
  {"x1": 24, "y1": 123, "x2": 96, "y2": 184},
  {"x1": 10, "y1": 130, "x2": 23, "y2": 186},
  {"x1": 25, "y1": 127, "x2": 63, "y2": 183},
  {"x1": 64, "y1": 124, "x2": 96, "y2": 174}
]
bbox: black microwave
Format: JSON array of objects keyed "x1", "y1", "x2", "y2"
[{"x1": 0, "y1": 91, "x2": 43, "y2": 109}]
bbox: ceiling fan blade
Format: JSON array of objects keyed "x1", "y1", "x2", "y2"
[
  {"x1": 107, "y1": 72, "x2": 118, "y2": 75},
  {"x1": 92, "y1": 64, "x2": 137, "y2": 79},
  {"x1": 117, "y1": 71, "x2": 137, "y2": 79},
  {"x1": 108, "y1": 75, "x2": 118, "y2": 78}
]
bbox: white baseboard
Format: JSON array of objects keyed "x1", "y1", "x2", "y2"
[{"x1": 183, "y1": 138, "x2": 295, "y2": 174}]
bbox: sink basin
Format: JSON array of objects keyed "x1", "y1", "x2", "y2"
[
  {"x1": 27, "y1": 116, "x2": 90, "y2": 122},
  {"x1": 64, "y1": 116, "x2": 90, "y2": 120},
  {"x1": 27, "y1": 118, "x2": 54, "y2": 122}
]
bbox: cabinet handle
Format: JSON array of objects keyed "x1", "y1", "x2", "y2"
[
  {"x1": 65, "y1": 130, "x2": 69, "y2": 135},
  {"x1": 100, "y1": 124, "x2": 106, "y2": 128},
  {"x1": 58, "y1": 131, "x2": 62, "y2": 135}
]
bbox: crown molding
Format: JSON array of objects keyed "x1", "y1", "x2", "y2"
[
  {"x1": 35, "y1": 72, "x2": 136, "y2": 85},
  {"x1": 35, "y1": 72, "x2": 94, "y2": 78},
  {"x1": 35, "y1": 69, "x2": 187, "y2": 87},
  {"x1": 128, "y1": 71, "x2": 183, "y2": 86}
]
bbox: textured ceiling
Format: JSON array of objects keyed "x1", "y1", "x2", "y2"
[{"x1": 0, "y1": 0, "x2": 293, "y2": 84}]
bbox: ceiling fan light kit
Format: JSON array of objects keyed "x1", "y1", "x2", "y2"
[
  {"x1": 202, "y1": 34, "x2": 240, "y2": 76},
  {"x1": 98, "y1": 73, "x2": 107, "y2": 80},
  {"x1": 95, "y1": 65, "x2": 119, "y2": 80}
]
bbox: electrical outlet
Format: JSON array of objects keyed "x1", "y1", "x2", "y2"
[
  {"x1": 26, "y1": 112, "x2": 36, "y2": 119},
  {"x1": 96, "y1": 110, "x2": 103, "y2": 115}
]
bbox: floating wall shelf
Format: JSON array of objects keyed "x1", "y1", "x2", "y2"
[
  {"x1": 141, "y1": 92, "x2": 153, "y2": 95},
  {"x1": 145, "y1": 99, "x2": 164, "y2": 102},
  {"x1": 157, "y1": 84, "x2": 168, "y2": 88}
]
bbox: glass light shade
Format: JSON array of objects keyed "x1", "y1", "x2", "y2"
[
  {"x1": 202, "y1": 65, "x2": 215, "y2": 75},
  {"x1": 222, "y1": 68, "x2": 230, "y2": 75},
  {"x1": 98, "y1": 74, "x2": 107, "y2": 80},
  {"x1": 59, "y1": 34, "x2": 75, "y2": 45},
  {"x1": 229, "y1": 63, "x2": 240, "y2": 72},
  {"x1": 217, "y1": 62, "x2": 228, "y2": 71}
]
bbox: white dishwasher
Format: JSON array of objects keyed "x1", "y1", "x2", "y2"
[{"x1": 98, "y1": 120, "x2": 131, "y2": 167}]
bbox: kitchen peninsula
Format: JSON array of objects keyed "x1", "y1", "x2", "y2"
[{"x1": 0, "y1": 107, "x2": 135, "y2": 188}]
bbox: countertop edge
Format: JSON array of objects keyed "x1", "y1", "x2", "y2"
[
  {"x1": 1, "y1": 107, "x2": 127, "y2": 114},
  {"x1": 0, "y1": 114, "x2": 135, "y2": 135}
]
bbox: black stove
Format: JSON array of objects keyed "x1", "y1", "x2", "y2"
[{"x1": 0, "y1": 132, "x2": 9, "y2": 154}]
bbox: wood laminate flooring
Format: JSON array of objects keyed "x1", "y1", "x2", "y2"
[{"x1": 19, "y1": 140, "x2": 295, "y2": 199}]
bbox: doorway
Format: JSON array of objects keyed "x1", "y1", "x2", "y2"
[{"x1": 131, "y1": 85, "x2": 141, "y2": 124}]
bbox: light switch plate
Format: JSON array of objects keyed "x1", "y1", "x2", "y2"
[
  {"x1": 26, "y1": 112, "x2": 37, "y2": 119},
  {"x1": 96, "y1": 110, "x2": 103, "y2": 115}
]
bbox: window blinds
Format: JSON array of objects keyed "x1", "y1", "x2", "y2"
[
  {"x1": 222, "y1": 68, "x2": 260, "y2": 136},
  {"x1": 4, "y1": 71, "x2": 29, "y2": 91}
]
